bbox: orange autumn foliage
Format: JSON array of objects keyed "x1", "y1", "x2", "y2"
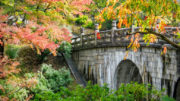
[{"x1": 96, "y1": 0, "x2": 180, "y2": 52}]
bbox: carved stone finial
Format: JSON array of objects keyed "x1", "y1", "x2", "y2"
[
  {"x1": 112, "y1": 20, "x2": 117, "y2": 30},
  {"x1": 95, "y1": 24, "x2": 99, "y2": 32},
  {"x1": 80, "y1": 27, "x2": 84, "y2": 35}
]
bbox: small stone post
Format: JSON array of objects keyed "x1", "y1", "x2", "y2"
[
  {"x1": 80, "y1": 27, "x2": 85, "y2": 47},
  {"x1": 155, "y1": 19, "x2": 160, "y2": 43},
  {"x1": 112, "y1": 20, "x2": 117, "y2": 30},
  {"x1": 155, "y1": 19, "x2": 161, "y2": 33},
  {"x1": 111, "y1": 20, "x2": 117, "y2": 44},
  {"x1": 131, "y1": 21, "x2": 135, "y2": 33},
  {"x1": 178, "y1": 23, "x2": 180, "y2": 27},
  {"x1": 95, "y1": 24, "x2": 99, "y2": 46}
]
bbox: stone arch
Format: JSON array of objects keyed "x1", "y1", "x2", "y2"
[
  {"x1": 114, "y1": 59, "x2": 142, "y2": 89},
  {"x1": 174, "y1": 78, "x2": 180, "y2": 101}
]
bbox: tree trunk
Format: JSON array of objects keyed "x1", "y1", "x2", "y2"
[{"x1": 0, "y1": 38, "x2": 4, "y2": 57}]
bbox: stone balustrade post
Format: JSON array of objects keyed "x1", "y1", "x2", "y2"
[
  {"x1": 111, "y1": 20, "x2": 117, "y2": 44},
  {"x1": 80, "y1": 27, "x2": 85, "y2": 47},
  {"x1": 155, "y1": 19, "x2": 160, "y2": 43},
  {"x1": 130, "y1": 22, "x2": 135, "y2": 44},
  {"x1": 112, "y1": 20, "x2": 117, "y2": 30},
  {"x1": 95, "y1": 24, "x2": 99, "y2": 46},
  {"x1": 131, "y1": 21, "x2": 135, "y2": 33},
  {"x1": 155, "y1": 19, "x2": 161, "y2": 33}
]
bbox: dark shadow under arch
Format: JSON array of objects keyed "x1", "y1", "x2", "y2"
[
  {"x1": 174, "y1": 78, "x2": 180, "y2": 101},
  {"x1": 115, "y1": 60, "x2": 142, "y2": 89}
]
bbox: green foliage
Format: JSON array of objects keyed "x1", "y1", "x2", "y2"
[
  {"x1": 40, "y1": 64, "x2": 72, "y2": 92},
  {"x1": 32, "y1": 82, "x2": 175, "y2": 101},
  {"x1": 114, "y1": 83, "x2": 160, "y2": 101},
  {"x1": 161, "y1": 95, "x2": 175, "y2": 101},
  {"x1": 0, "y1": 63, "x2": 73, "y2": 100},
  {"x1": 32, "y1": 64, "x2": 72, "y2": 100},
  {"x1": 58, "y1": 82, "x2": 111, "y2": 101},
  {"x1": 83, "y1": 20, "x2": 94, "y2": 29},
  {"x1": 8, "y1": 86, "x2": 29, "y2": 101},
  {"x1": 4, "y1": 44, "x2": 21, "y2": 59},
  {"x1": 177, "y1": 32, "x2": 180, "y2": 45},
  {"x1": 33, "y1": 91, "x2": 61, "y2": 101},
  {"x1": 88, "y1": 0, "x2": 108, "y2": 17},
  {"x1": 58, "y1": 42, "x2": 72, "y2": 57},
  {"x1": 0, "y1": 79, "x2": 29, "y2": 101},
  {"x1": 75, "y1": 15, "x2": 88, "y2": 25},
  {"x1": 75, "y1": 15, "x2": 94, "y2": 29},
  {"x1": 25, "y1": 73, "x2": 51, "y2": 94},
  {"x1": 101, "y1": 20, "x2": 112, "y2": 30}
]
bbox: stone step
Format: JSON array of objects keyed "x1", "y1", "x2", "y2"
[{"x1": 61, "y1": 53, "x2": 87, "y2": 87}]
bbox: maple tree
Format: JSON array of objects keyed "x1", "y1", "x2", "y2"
[
  {"x1": 0, "y1": 0, "x2": 92, "y2": 56},
  {"x1": 96, "y1": 0, "x2": 180, "y2": 52},
  {"x1": 0, "y1": 1, "x2": 92, "y2": 100}
]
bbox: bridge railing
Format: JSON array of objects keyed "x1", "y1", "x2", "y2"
[{"x1": 72, "y1": 21, "x2": 180, "y2": 50}]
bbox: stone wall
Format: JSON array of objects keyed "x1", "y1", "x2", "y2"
[
  {"x1": 177, "y1": 50, "x2": 180, "y2": 76},
  {"x1": 72, "y1": 46, "x2": 178, "y2": 97}
]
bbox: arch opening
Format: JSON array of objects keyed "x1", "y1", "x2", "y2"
[
  {"x1": 115, "y1": 60, "x2": 142, "y2": 89},
  {"x1": 174, "y1": 78, "x2": 180, "y2": 101}
]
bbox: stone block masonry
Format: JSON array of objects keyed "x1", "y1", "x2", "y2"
[{"x1": 72, "y1": 46, "x2": 179, "y2": 97}]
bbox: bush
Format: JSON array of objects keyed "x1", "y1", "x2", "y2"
[
  {"x1": 40, "y1": 64, "x2": 72, "y2": 92},
  {"x1": 83, "y1": 20, "x2": 94, "y2": 29},
  {"x1": 25, "y1": 73, "x2": 51, "y2": 94},
  {"x1": 75, "y1": 15, "x2": 94, "y2": 29},
  {"x1": 0, "y1": 77, "x2": 30, "y2": 101},
  {"x1": 75, "y1": 15, "x2": 88, "y2": 25},
  {"x1": 57, "y1": 42, "x2": 72, "y2": 57},
  {"x1": 33, "y1": 82, "x2": 175, "y2": 101},
  {"x1": 4, "y1": 44, "x2": 22, "y2": 59},
  {"x1": 100, "y1": 20, "x2": 112, "y2": 30},
  {"x1": 33, "y1": 91, "x2": 61, "y2": 101},
  {"x1": 8, "y1": 86, "x2": 29, "y2": 101}
]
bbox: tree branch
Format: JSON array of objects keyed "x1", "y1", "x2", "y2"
[
  {"x1": 44, "y1": 3, "x2": 51, "y2": 12},
  {"x1": 130, "y1": 30, "x2": 180, "y2": 49}
]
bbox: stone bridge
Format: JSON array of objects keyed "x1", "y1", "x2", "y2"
[{"x1": 71, "y1": 21, "x2": 180, "y2": 99}]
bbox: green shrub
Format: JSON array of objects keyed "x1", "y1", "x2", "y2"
[
  {"x1": 161, "y1": 95, "x2": 176, "y2": 101},
  {"x1": 4, "y1": 44, "x2": 21, "y2": 59},
  {"x1": 33, "y1": 82, "x2": 175, "y2": 101},
  {"x1": 24, "y1": 73, "x2": 51, "y2": 94},
  {"x1": 75, "y1": 15, "x2": 94, "y2": 29},
  {"x1": 0, "y1": 79, "x2": 29, "y2": 101},
  {"x1": 57, "y1": 41, "x2": 72, "y2": 57},
  {"x1": 62, "y1": 82, "x2": 175, "y2": 101},
  {"x1": 83, "y1": 20, "x2": 94, "y2": 29},
  {"x1": 75, "y1": 15, "x2": 88, "y2": 25},
  {"x1": 9, "y1": 86, "x2": 29, "y2": 101},
  {"x1": 58, "y1": 82, "x2": 111, "y2": 101},
  {"x1": 100, "y1": 20, "x2": 112, "y2": 30},
  {"x1": 40, "y1": 64, "x2": 72, "y2": 92},
  {"x1": 33, "y1": 91, "x2": 61, "y2": 101}
]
